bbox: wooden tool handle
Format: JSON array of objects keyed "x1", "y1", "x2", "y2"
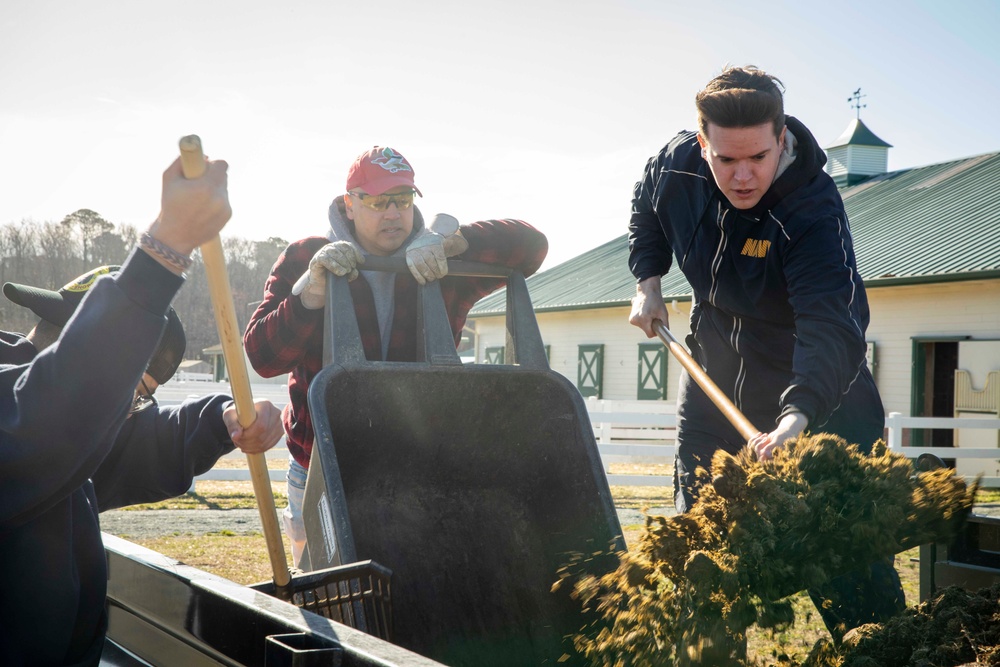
[
  {"x1": 653, "y1": 319, "x2": 759, "y2": 442},
  {"x1": 178, "y1": 135, "x2": 290, "y2": 588}
]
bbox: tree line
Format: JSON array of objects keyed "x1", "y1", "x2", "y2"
[{"x1": 0, "y1": 210, "x2": 289, "y2": 365}]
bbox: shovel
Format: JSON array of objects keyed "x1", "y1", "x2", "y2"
[
  {"x1": 652, "y1": 318, "x2": 759, "y2": 441},
  {"x1": 176, "y1": 139, "x2": 392, "y2": 640},
  {"x1": 178, "y1": 135, "x2": 291, "y2": 591}
]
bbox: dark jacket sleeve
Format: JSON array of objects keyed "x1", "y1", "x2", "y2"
[
  {"x1": 93, "y1": 394, "x2": 235, "y2": 511},
  {"x1": 628, "y1": 133, "x2": 716, "y2": 284},
  {"x1": 628, "y1": 152, "x2": 675, "y2": 282},
  {"x1": 0, "y1": 248, "x2": 183, "y2": 526},
  {"x1": 777, "y1": 212, "x2": 871, "y2": 426},
  {"x1": 244, "y1": 237, "x2": 327, "y2": 377}
]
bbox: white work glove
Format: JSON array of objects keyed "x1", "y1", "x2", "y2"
[
  {"x1": 405, "y1": 232, "x2": 448, "y2": 285},
  {"x1": 405, "y1": 214, "x2": 469, "y2": 285},
  {"x1": 430, "y1": 213, "x2": 469, "y2": 257},
  {"x1": 291, "y1": 241, "x2": 364, "y2": 309}
]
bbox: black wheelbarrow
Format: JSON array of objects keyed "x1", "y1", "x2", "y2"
[{"x1": 300, "y1": 258, "x2": 624, "y2": 666}]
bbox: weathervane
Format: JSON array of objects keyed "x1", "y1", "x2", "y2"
[{"x1": 848, "y1": 88, "x2": 867, "y2": 119}]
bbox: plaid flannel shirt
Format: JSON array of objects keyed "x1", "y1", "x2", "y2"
[{"x1": 243, "y1": 218, "x2": 548, "y2": 468}]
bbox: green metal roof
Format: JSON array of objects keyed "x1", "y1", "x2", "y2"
[
  {"x1": 470, "y1": 151, "x2": 1000, "y2": 316},
  {"x1": 471, "y1": 235, "x2": 642, "y2": 316},
  {"x1": 825, "y1": 118, "x2": 893, "y2": 149}
]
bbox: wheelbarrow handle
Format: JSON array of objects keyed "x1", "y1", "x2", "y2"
[
  {"x1": 361, "y1": 255, "x2": 512, "y2": 278},
  {"x1": 653, "y1": 319, "x2": 760, "y2": 442}
]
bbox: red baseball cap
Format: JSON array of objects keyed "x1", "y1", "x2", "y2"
[{"x1": 345, "y1": 146, "x2": 422, "y2": 196}]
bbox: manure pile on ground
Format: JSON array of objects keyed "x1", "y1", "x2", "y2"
[
  {"x1": 562, "y1": 433, "x2": 978, "y2": 667},
  {"x1": 804, "y1": 582, "x2": 1000, "y2": 666}
]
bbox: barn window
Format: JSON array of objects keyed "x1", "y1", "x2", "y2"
[
  {"x1": 637, "y1": 342, "x2": 667, "y2": 400},
  {"x1": 577, "y1": 344, "x2": 604, "y2": 398}
]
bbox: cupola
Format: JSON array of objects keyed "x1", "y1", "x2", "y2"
[{"x1": 824, "y1": 89, "x2": 892, "y2": 187}]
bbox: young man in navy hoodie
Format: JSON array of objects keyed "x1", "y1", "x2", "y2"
[{"x1": 627, "y1": 66, "x2": 905, "y2": 643}]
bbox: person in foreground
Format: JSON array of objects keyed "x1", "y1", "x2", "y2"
[
  {"x1": 627, "y1": 65, "x2": 905, "y2": 642},
  {"x1": 0, "y1": 154, "x2": 278, "y2": 666},
  {"x1": 245, "y1": 146, "x2": 548, "y2": 567},
  {"x1": 3, "y1": 265, "x2": 284, "y2": 511}
]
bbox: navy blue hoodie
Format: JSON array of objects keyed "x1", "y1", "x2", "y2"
[
  {"x1": 628, "y1": 116, "x2": 883, "y2": 451},
  {"x1": 0, "y1": 249, "x2": 235, "y2": 666}
]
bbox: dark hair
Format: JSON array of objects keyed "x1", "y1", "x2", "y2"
[{"x1": 696, "y1": 65, "x2": 786, "y2": 138}]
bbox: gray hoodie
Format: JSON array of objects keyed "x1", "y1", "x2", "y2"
[{"x1": 326, "y1": 201, "x2": 426, "y2": 359}]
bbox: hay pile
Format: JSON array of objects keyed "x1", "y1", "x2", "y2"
[
  {"x1": 562, "y1": 433, "x2": 977, "y2": 666},
  {"x1": 804, "y1": 583, "x2": 1000, "y2": 666}
]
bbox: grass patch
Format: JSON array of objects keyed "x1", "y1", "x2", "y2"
[
  {"x1": 121, "y1": 480, "x2": 288, "y2": 510},
  {"x1": 133, "y1": 533, "x2": 294, "y2": 585},
  {"x1": 744, "y1": 547, "x2": 920, "y2": 661}
]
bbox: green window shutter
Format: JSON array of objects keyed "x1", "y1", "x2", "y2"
[
  {"x1": 577, "y1": 344, "x2": 604, "y2": 398},
  {"x1": 544, "y1": 344, "x2": 551, "y2": 362},
  {"x1": 485, "y1": 346, "x2": 505, "y2": 364},
  {"x1": 637, "y1": 342, "x2": 667, "y2": 400}
]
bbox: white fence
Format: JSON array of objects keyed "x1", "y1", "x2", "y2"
[
  {"x1": 885, "y1": 412, "x2": 1000, "y2": 487},
  {"x1": 586, "y1": 399, "x2": 675, "y2": 487},
  {"x1": 192, "y1": 403, "x2": 1000, "y2": 488},
  {"x1": 174, "y1": 371, "x2": 213, "y2": 382}
]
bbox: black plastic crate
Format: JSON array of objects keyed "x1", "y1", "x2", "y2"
[{"x1": 254, "y1": 559, "x2": 392, "y2": 641}]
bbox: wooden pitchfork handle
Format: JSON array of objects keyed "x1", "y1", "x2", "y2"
[
  {"x1": 652, "y1": 319, "x2": 760, "y2": 442},
  {"x1": 178, "y1": 136, "x2": 291, "y2": 589}
]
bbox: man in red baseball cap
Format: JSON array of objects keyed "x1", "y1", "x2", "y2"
[{"x1": 244, "y1": 145, "x2": 549, "y2": 567}]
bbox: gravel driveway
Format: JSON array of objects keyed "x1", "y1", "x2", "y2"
[{"x1": 100, "y1": 508, "x2": 281, "y2": 539}]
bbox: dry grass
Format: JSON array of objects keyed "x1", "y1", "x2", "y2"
[
  {"x1": 134, "y1": 533, "x2": 295, "y2": 585},
  {"x1": 121, "y1": 480, "x2": 288, "y2": 510}
]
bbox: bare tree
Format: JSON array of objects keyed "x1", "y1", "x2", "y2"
[
  {"x1": 61, "y1": 208, "x2": 114, "y2": 269},
  {"x1": 0, "y1": 218, "x2": 292, "y2": 370},
  {"x1": 1, "y1": 220, "x2": 41, "y2": 333},
  {"x1": 90, "y1": 230, "x2": 128, "y2": 267},
  {"x1": 3, "y1": 220, "x2": 39, "y2": 283},
  {"x1": 37, "y1": 221, "x2": 77, "y2": 287},
  {"x1": 118, "y1": 222, "x2": 139, "y2": 250}
]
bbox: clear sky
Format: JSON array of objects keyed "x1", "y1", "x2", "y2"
[{"x1": 2, "y1": 0, "x2": 998, "y2": 271}]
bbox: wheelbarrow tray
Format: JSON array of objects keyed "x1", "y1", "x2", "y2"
[{"x1": 302, "y1": 261, "x2": 624, "y2": 666}]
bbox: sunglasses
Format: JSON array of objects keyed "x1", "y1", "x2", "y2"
[
  {"x1": 350, "y1": 190, "x2": 416, "y2": 212},
  {"x1": 129, "y1": 377, "x2": 158, "y2": 415}
]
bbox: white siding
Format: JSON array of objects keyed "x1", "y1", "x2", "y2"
[
  {"x1": 866, "y1": 279, "x2": 1000, "y2": 415},
  {"x1": 826, "y1": 147, "x2": 849, "y2": 177},
  {"x1": 474, "y1": 279, "x2": 1000, "y2": 418},
  {"x1": 476, "y1": 304, "x2": 692, "y2": 402},
  {"x1": 824, "y1": 146, "x2": 888, "y2": 178},
  {"x1": 845, "y1": 145, "x2": 888, "y2": 176}
]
